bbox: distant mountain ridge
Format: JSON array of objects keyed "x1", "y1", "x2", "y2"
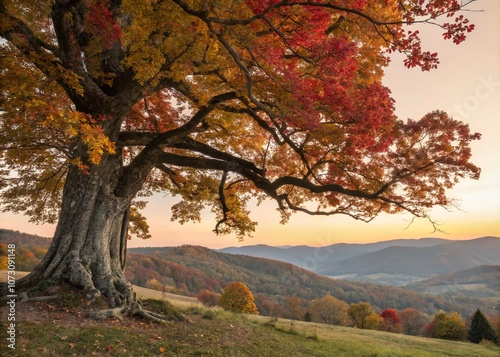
[
  {"x1": 218, "y1": 237, "x2": 451, "y2": 269},
  {"x1": 218, "y1": 236, "x2": 500, "y2": 285}
]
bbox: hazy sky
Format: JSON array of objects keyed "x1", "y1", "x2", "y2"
[{"x1": 1, "y1": 1, "x2": 499, "y2": 248}]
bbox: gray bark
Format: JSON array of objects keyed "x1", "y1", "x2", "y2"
[{"x1": 18, "y1": 153, "x2": 137, "y2": 309}]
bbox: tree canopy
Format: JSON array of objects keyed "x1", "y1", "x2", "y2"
[
  {"x1": 0, "y1": 0, "x2": 480, "y2": 238},
  {"x1": 348, "y1": 301, "x2": 379, "y2": 329},
  {"x1": 309, "y1": 294, "x2": 349, "y2": 325},
  {"x1": 425, "y1": 310, "x2": 467, "y2": 341}
]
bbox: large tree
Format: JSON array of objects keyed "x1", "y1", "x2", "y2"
[{"x1": 0, "y1": 0, "x2": 481, "y2": 320}]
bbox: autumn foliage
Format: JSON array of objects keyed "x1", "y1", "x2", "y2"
[
  {"x1": 380, "y1": 308, "x2": 403, "y2": 333},
  {"x1": 398, "y1": 307, "x2": 428, "y2": 336},
  {"x1": 0, "y1": 0, "x2": 481, "y2": 238},
  {"x1": 197, "y1": 289, "x2": 220, "y2": 307},
  {"x1": 425, "y1": 310, "x2": 467, "y2": 341},
  {"x1": 218, "y1": 282, "x2": 258, "y2": 314},
  {"x1": 0, "y1": 0, "x2": 482, "y2": 316},
  {"x1": 348, "y1": 302, "x2": 380, "y2": 330},
  {"x1": 308, "y1": 295, "x2": 349, "y2": 326}
]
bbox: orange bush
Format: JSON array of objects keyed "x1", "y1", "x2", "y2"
[{"x1": 218, "y1": 282, "x2": 258, "y2": 314}]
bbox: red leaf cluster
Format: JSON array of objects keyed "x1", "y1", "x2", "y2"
[{"x1": 85, "y1": 0, "x2": 121, "y2": 50}]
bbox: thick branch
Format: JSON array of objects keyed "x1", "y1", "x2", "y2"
[
  {"x1": 214, "y1": 169, "x2": 230, "y2": 234},
  {"x1": 0, "y1": 3, "x2": 57, "y2": 53},
  {"x1": 117, "y1": 132, "x2": 158, "y2": 147},
  {"x1": 158, "y1": 152, "x2": 275, "y2": 195},
  {"x1": 114, "y1": 92, "x2": 237, "y2": 197},
  {"x1": 157, "y1": 146, "x2": 458, "y2": 229},
  {"x1": 173, "y1": 137, "x2": 265, "y2": 176}
]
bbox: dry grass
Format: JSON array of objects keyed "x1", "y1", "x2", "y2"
[{"x1": 1, "y1": 271, "x2": 499, "y2": 356}]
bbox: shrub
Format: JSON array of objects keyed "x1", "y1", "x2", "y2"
[
  {"x1": 218, "y1": 282, "x2": 258, "y2": 314},
  {"x1": 196, "y1": 289, "x2": 220, "y2": 307}
]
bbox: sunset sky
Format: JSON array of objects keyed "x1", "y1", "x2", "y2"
[{"x1": 1, "y1": 1, "x2": 499, "y2": 249}]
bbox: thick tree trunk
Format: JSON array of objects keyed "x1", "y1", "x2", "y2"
[{"x1": 15, "y1": 153, "x2": 149, "y2": 317}]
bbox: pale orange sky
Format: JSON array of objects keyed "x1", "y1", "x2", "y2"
[{"x1": 1, "y1": 1, "x2": 499, "y2": 248}]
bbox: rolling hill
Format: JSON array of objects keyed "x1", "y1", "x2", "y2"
[
  {"x1": 403, "y1": 265, "x2": 500, "y2": 300},
  {"x1": 218, "y1": 238, "x2": 450, "y2": 271},
  {"x1": 2, "y1": 229, "x2": 497, "y2": 317},
  {"x1": 125, "y1": 245, "x2": 498, "y2": 316},
  {"x1": 219, "y1": 237, "x2": 500, "y2": 286}
]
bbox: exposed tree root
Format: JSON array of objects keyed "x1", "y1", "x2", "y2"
[
  {"x1": 83, "y1": 276, "x2": 186, "y2": 323},
  {"x1": 18, "y1": 293, "x2": 60, "y2": 304},
  {"x1": 135, "y1": 309, "x2": 174, "y2": 324},
  {"x1": 88, "y1": 303, "x2": 185, "y2": 323},
  {"x1": 88, "y1": 307, "x2": 125, "y2": 321},
  {"x1": 0, "y1": 289, "x2": 59, "y2": 304}
]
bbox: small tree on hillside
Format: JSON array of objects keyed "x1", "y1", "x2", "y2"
[
  {"x1": 219, "y1": 282, "x2": 258, "y2": 314},
  {"x1": 309, "y1": 295, "x2": 350, "y2": 326},
  {"x1": 145, "y1": 278, "x2": 165, "y2": 292},
  {"x1": 380, "y1": 308, "x2": 403, "y2": 333},
  {"x1": 196, "y1": 289, "x2": 220, "y2": 307},
  {"x1": 398, "y1": 308, "x2": 429, "y2": 336},
  {"x1": 254, "y1": 295, "x2": 287, "y2": 318},
  {"x1": 468, "y1": 309, "x2": 498, "y2": 344},
  {"x1": 348, "y1": 302, "x2": 379, "y2": 329},
  {"x1": 426, "y1": 310, "x2": 467, "y2": 341},
  {"x1": 284, "y1": 296, "x2": 303, "y2": 325}
]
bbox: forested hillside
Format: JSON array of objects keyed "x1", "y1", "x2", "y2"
[
  {"x1": 0, "y1": 229, "x2": 51, "y2": 271},
  {"x1": 124, "y1": 245, "x2": 496, "y2": 316},
  {"x1": 1, "y1": 229, "x2": 496, "y2": 318}
]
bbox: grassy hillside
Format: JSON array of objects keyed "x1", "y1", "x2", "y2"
[
  {"x1": 10, "y1": 312, "x2": 500, "y2": 357},
  {"x1": 1, "y1": 278, "x2": 498, "y2": 357}
]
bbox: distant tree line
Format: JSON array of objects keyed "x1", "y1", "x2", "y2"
[{"x1": 196, "y1": 282, "x2": 498, "y2": 344}]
